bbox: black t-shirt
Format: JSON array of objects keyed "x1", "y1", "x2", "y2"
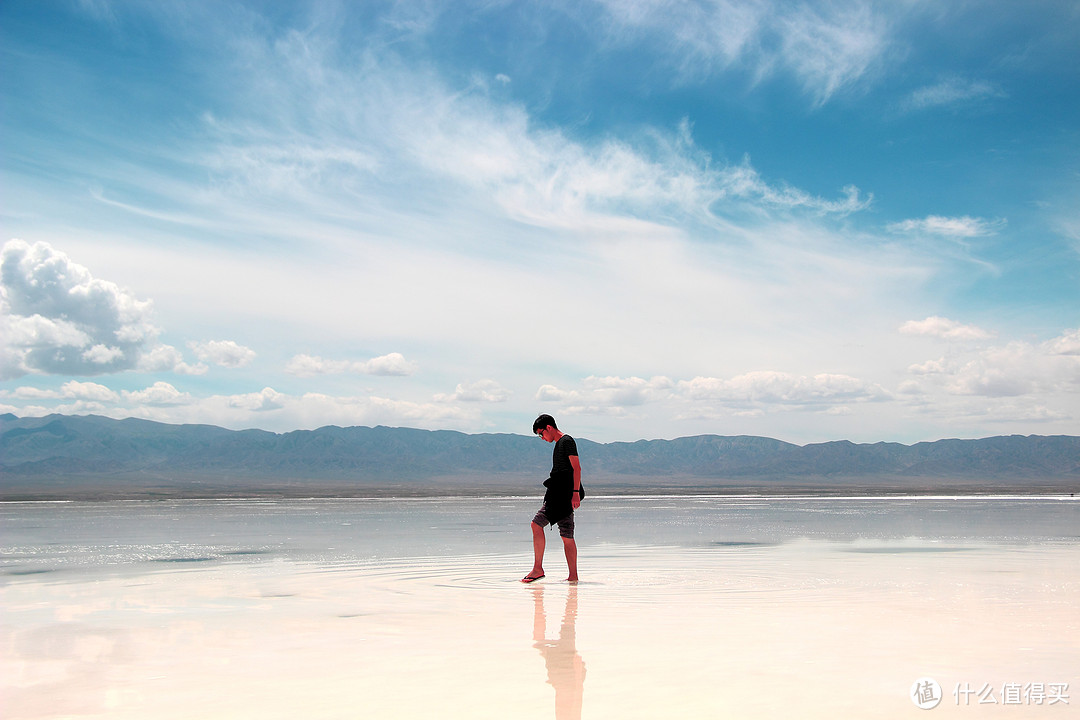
[
  {"x1": 542, "y1": 435, "x2": 583, "y2": 522},
  {"x1": 550, "y1": 434, "x2": 578, "y2": 482}
]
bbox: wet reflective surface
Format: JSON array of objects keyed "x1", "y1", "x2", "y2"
[{"x1": 2, "y1": 497, "x2": 1078, "y2": 718}]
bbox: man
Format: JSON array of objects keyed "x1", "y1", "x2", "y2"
[{"x1": 522, "y1": 414, "x2": 583, "y2": 583}]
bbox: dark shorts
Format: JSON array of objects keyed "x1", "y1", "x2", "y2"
[{"x1": 532, "y1": 503, "x2": 575, "y2": 539}]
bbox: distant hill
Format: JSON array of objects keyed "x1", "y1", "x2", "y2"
[{"x1": 1, "y1": 413, "x2": 1078, "y2": 499}]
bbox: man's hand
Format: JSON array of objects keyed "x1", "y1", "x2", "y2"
[{"x1": 572, "y1": 493, "x2": 581, "y2": 510}]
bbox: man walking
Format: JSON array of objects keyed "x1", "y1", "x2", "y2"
[{"x1": 523, "y1": 414, "x2": 583, "y2": 583}]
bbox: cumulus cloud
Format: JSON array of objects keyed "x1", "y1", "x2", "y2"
[
  {"x1": 435, "y1": 379, "x2": 511, "y2": 403},
  {"x1": 361, "y1": 353, "x2": 417, "y2": 376},
  {"x1": 284, "y1": 354, "x2": 349, "y2": 376},
  {"x1": 583, "y1": 375, "x2": 675, "y2": 406},
  {"x1": 227, "y1": 387, "x2": 287, "y2": 412},
  {"x1": 285, "y1": 352, "x2": 417, "y2": 377},
  {"x1": 887, "y1": 215, "x2": 1005, "y2": 238},
  {"x1": 904, "y1": 329, "x2": 1080, "y2": 398},
  {"x1": 137, "y1": 344, "x2": 208, "y2": 375},
  {"x1": 189, "y1": 340, "x2": 256, "y2": 368},
  {"x1": 0, "y1": 240, "x2": 208, "y2": 379},
  {"x1": 1045, "y1": 328, "x2": 1080, "y2": 356},
  {"x1": 899, "y1": 316, "x2": 993, "y2": 341},
  {"x1": 536, "y1": 384, "x2": 571, "y2": 402},
  {"x1": 907, "y1": 357, "x2": 946, "y2": 375},
  {"x1": 1, "y1": 240, "x2": 159, "y2": 378},
  {"x1": 0, "y1": 380, "x2": 119, "y2": 403},
  {"x1": 121, "y1": 381, "x2": 193, "y2": 406}
]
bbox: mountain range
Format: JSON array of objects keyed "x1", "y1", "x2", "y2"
[{"x1": 1, "y1": 413, "x2": 1078, "y2": 499}]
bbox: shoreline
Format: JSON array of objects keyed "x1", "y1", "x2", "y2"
[{"x1": 1, "y1": 487, "x2": 1076, "y2": 502}]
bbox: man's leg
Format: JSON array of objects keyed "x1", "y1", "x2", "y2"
[
  {"x1": 525, "y1": 521, "x2": 546, "y2": 580},
  {"x1": 561, "y1": 536, "x2": 578, "y2": 582}
]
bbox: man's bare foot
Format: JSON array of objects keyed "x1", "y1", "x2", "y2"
[{"x1": 566, "y1": 576, "x2": 579, "y2": 583}]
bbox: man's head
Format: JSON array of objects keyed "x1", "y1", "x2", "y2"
[{"x1": 533, "y1": 414, "x2": 557, "y2": 439}]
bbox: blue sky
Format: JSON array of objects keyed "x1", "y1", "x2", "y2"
[{"x1": 2, "y1": 0, "x2": 1078, "y2": 444}]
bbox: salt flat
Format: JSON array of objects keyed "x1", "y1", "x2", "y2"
[{"x1": 2, "y1": 497, "x2": 1077, "y2": 718}]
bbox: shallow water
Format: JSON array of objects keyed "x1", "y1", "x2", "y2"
[{"x1": 2, "y1": 496, "x2": 1078, "y2": 718}]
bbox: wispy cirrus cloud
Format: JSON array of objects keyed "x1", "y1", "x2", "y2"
[
  {"x1": 887, "y1": 215, "x2": 1005, "y2": 238},
  {"x1": 197, "y1": 45, "x2": 871, "y2": 239},
  {"x1": 901, "y1": 76, "x2": 1007, "y2": 112},
  {"x1": 591, "y1": 0, "x2": 892, "y2": 106}
]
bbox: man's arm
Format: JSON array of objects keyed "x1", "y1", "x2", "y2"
[{"x1": 570, "y1": 455, "x2": 582, "y2": 509}]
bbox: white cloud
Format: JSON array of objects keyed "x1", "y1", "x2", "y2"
[
  {"x1": 904, "y1": 329, "x2": 1080, "y2": 399},
  {"x1": 678, "y1": 371, "x2": 891, "y2": 407},
  {"x1": 137, "y1": 343, "x2": 208, "y2": 375},
  {"x1": 121, "y1": 381, "x2": 193, "y2": 406},
  {"x1": 435, "y1": 379, "x2": 511, "y2": 403},
  {"x1": 285, "y1": 352, "x2": 416, "y2": 377},
  {"x1": 189, "y1": 340, "x2": 256, "y2": 368},
  {"x1": 2, "y1": 380, "x2": 121, "y2": 403},
  {"x1": 887, "y1": 215, "x2": 1005, "y2": 238},
  {"x1": 538, "y1": 371, "x2": 890, "y2": 419},
  {"x1": 907, "y1": 357, "x2": 946, "y2": 375},
  {"x1": 0, "y1": 382, "x2": 477, "y2": 432},
  {"x1": 82, "y1": 344, "x2": 125, "y2": 365},
  {"x1": 207, "y1": 142, "x2": 379, "y2": 198},
  {"x1": 63, "y1": 380, "x2": 120, "y2": 403},
  {"x1": 583, "y1": 375, "x2": 675, "y2": 406},
  {"x1": 899, "y1": 316, "x2": 993, "y2": 341},
  {"x1": 197, "y1": 26, "x2": 871, "y2": 246},
  {"x1": 536, "y1": 384, "x2": 569, "y2": 402},
  {"x1": 593, "y1": 0, "x2": 890, "y2": 105},
  {"x1": 284, "y1": 354, "x2": 350, "y2": 376},
  {"x1": 0, "y1": 239, "x2": 159, "y2": 378},
  {"x1": 0, "y1": 386, "x2": 61, "y2": 400},
  {"x1": 776, "y1": 1, "x2": 888, "y2": 106},
  {"x1": 1045, "y1": 328, "x2": 1080, "y2": 356},
  {"x1": 360, "y1": 353, "x2": 417, "y2": 376},
  {"x1": 226, "y1": 387, "x2": 287, "y2": 412},
  {"x1": 2, "y1": 380, "x2": 118, "y2": 404},
  {"x1": 902, "y1": 76, "x2": 1006, "y2": 111},
  {"x1": 536, "y1": 376, "x2": 675, "y2": 409}
]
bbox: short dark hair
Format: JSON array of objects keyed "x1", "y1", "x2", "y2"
[{"x1": 532, "y1": 414, "x2": 557, "y2": 433}]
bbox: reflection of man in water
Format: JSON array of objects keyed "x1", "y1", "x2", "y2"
[{"x1": 531, "y1": 585, "x2": 586, "y2": 720}]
